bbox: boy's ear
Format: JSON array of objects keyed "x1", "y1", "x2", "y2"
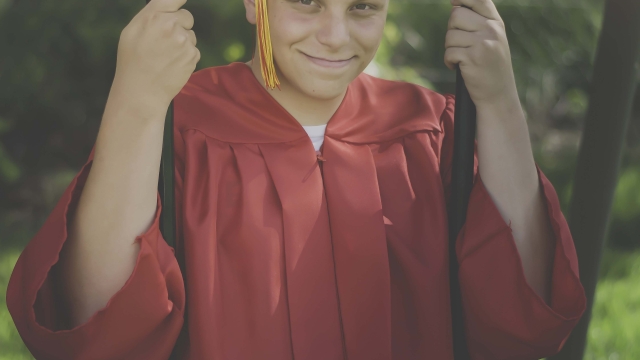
[{"x1": 244, "y1": 0, "x2": 257, "y2": 25}]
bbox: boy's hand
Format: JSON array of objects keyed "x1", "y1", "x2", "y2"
[
  {"x1": 444, "y1": 0, "x2": 518, "y2": 110},
  {"x1": 114, "y1": 0, "x2": 200, "y2": 110}
]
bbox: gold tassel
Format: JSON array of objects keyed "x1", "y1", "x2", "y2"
[{"x1": 256, "y1": 0, "x2": 280, "y2": 90}]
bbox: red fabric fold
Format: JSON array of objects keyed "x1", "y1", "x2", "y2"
[
  {"x1": 7, "y1": 147, "x2": 185, "y2": 360},
  {"x1": 456, "y1": 165, "x2": 587, "y2": 360}
]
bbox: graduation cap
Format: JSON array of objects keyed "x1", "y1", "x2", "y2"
[{"x1": 255, "y1": 0, "x2": 280, "y2": 90}]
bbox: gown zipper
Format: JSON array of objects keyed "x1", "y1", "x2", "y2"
[{"x1": 316, "y1": 145, "x2": 348, "y2": 360}]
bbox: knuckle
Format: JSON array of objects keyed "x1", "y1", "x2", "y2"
[
  {"x1": 450, "y1": 10, "x2": 459, "y2": 24},
  {"x1": 185, "y1": 10, "x2": 195, "y2": 24},
  {"x1": 177, "y1": 9, "x2": 195, "y2": 29},
  {"x1": 486, "y1": 20, "x2": 503, "y2": 37},
  {"x1": 163, "y1": 18, "x2": 176, "y2": 33},
  {"x1": 443, "y1": 48, "x2": 453, "y2": 60},
  {"x1": 149, "y1": 11, "x2": 159, "y2": 22},
  {"x1": 191, "y1": 47, "x2": 201, "y2": 61},
  {"x1": 481, "y1": 38, "x2": 497, "y2": 51},
  {"x1": 121, "y1": 23, "x2": 138, "y2": 41},
  {"x1": 120, "y1": 26, "x2": 131, "y2": 38}
]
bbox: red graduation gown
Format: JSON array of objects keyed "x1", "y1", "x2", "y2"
[{"x1": 7, "y1": 62, "x2": 587, "y2": 360}]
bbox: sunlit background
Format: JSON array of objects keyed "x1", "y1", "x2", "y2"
[{"x1": 1, "y1": 0, "x2": 639, "y2": 359}]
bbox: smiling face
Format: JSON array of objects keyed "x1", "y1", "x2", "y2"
[{"x1": 244, "y1": 0, "x2": 389, "y2": 100}]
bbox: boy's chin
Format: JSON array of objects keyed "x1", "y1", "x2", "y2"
[
  {"x1": 292, "y1": 79, "x2": 351, "y2": 101},
  {"x1": 281, "y1": 69, "x2": 356, "y2": 100}
]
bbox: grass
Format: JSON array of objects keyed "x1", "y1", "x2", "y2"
[
  {"x1": 0, "y1": 249, "x2": 33, "y2": 360},
  {"x1": 584, "y1": 249, "x2": 640, "y2": 359}
]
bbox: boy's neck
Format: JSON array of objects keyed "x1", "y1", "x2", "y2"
[{"x1": 245, "y1": 60, "x2": 347, "y2": 127}]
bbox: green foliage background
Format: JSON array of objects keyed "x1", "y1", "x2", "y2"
[{"x1": 1, "y1": 0, "x2": 639, "y2": 359}]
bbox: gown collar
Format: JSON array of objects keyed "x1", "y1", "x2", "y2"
[
  {"x1": 174, "y1": 61, "x2": 443, "y2": 145},
  {"x1": 232, "y1": 61, "x2": 354, "y2": 143}
]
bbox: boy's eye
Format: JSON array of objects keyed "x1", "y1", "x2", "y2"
[
  {"x1": 296, "y1": 1, "x2": 372, "y2": 10},
  {"x1": 353, "y1": 4, "x2": 372, "y2": 10}
]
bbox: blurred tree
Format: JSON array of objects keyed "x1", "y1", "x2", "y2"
[{"x1": 0, "y1": 0, "x2": 255, "y2": 233}]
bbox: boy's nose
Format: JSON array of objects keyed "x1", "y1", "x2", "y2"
[{"x1": 316, "y1": 13, "x2": 350, "y2": 49}]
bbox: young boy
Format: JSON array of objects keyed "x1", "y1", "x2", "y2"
[{"x1": 7, "y1": 0, "x2": 586, "y2": 358}]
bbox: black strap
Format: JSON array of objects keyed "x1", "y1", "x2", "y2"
[
  {"x1": 159, "y1": 101, "x2": 176, "y2": 249},
  {"x1": 157, "y1": 101, "x2": 182, "y2": 360},
  {"x1": 448, "y1": 64, "x2": 476, "y2": 360}
]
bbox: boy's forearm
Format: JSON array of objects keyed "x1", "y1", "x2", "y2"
[{"x1": 58, "y1": 88, "x2": 169, "y2": 328}]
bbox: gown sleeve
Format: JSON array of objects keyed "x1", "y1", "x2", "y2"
[
  {"x1": 438, "y1": 94, "x2": 587, "y2": 360},
  {"x1": 5, "y1": 129, "x2": 187, "y2": 360}
]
